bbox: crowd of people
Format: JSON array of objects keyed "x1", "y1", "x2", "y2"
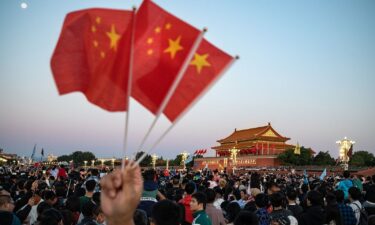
[{"x1": 1, "y1": 162, "x2": 375, "y2": 225}]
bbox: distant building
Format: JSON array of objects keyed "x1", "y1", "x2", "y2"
[
  {"x1": 0, "y1": 149, "x2": 18, "y2": 163},
  {"x1": 194, "y1": 123, "x2": 312, "y2": 170},
  {"x1": 47, "y1": 154, "x2": 58, "y2": 162}
]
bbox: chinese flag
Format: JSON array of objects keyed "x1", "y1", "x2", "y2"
[
  {"x1": 163, "y1": 39, "x2": 234, "y2": 122},
  {"x1": 132, "y1": 0, "x2": 201, "y2": 115},
  {"x1": 51, "y1": 8, "x2": 134, "y2": 111}
]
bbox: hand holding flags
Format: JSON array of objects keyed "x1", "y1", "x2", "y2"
[{"x1": 51, "y1": 0, "x2": 236, "y2": 165}]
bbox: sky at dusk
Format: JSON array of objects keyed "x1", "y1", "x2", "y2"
[{"x1": 0, "y1": 0, "x2": 374, "y2": 159}]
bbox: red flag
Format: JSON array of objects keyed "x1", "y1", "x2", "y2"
[
  {"x1": 132, "y1": 0, "x2": 201, "y2": 115},
  {"x1": 51, "y1": 8, "x2": 134, "y2": 111},
  {"x1": 193, "y1": 150, "x2": 197, "y2": 155},
  {"x1": 163, "y1": 39, "x2": 234, "y2": 122}
]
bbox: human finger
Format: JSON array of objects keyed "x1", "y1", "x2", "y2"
[{"x1": 101, "y1": 173, "x2": 115, "y2": 198}]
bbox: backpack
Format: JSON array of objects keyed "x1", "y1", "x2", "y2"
[{"x1": 353, "y1": 202, "x2": 368, "y2": 225}]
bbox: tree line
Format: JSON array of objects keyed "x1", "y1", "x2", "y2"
[{"x1": 277, "y1": 146, "x2": 375, "y2": 167}]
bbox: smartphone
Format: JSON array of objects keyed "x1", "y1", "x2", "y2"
[{"x1": 42, "y1": 170, "x2": 46, "y2": 174}]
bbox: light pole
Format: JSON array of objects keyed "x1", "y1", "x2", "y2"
[
  {"x1": 181, "y1": 151, "x2": 189, "y2": 171},
  {"x1": 151, "y1": 154, "x2": 158, "y2": 170},
  {"x1": 336, "y1": 137, "x2": 355, "y2": 171},
  {"x1": 230, "y1": 147, "x2": 240, "y2": 174},
  {"x1": 91, "y1": 160, "x2": 95, "y2": 167},
  {"x1": 111, "y1": 158, "x2": 115, "y2": 169},
  {"x1": 83, "y1": 160, "x2": 87, "y2": 170}
]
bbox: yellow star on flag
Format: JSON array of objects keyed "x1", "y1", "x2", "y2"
[
  {"x1": 164, "y1": 36, "x2": 183, "y2": 59},
  {"x1": 190, "y1": 53, "x2": 211, "y2": 74},
  {"x1": 106, "y1": 24, "x2": 120, "y2": 51}
]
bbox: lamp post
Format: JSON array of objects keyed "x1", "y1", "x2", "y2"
[
  {"x1": 230, "y1": 147, "x2": 240, "y2": 174},
  {"x1": 336, "y1": 137, "x2": 355, "y2": 171},
  {"x1": 151, "y1": 154, "x2": 158, "y2": 170},
  {"x1": 111, "y1": 158, "x2": 115, "y2": 169},
  {"x1": 91, "y1": 160, "x2": 95, "y2": 167},
  {"x1": 181, "y1": 151, "x2": 189, "y2": 171},
  {"x1": 83, "y1": 160, "x2": 87, "y2": 170}
]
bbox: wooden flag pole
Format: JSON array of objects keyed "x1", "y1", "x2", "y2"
[
  {"x1": 121, "y1": 7, "x2": 137, "y2": 170},
  {"x1": 135, "y1": 28, "x2": 207, "y2": 164},
  {"x1": 138, "y1": 56, "x2": 238, "y2": 162}
]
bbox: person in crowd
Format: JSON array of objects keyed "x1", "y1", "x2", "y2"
[
  {"x1": 57, "y1": 165, "x2": 68, "y2": 179},
  {"x1": 325, "y1": 192, "x2": 342, "y2": 225},
  {"x1": 335, "y1": 190, "x2": 357, "y2": 225},
  {"x1": 349, "y1": 187, "x2": 362, "y2": 225},
  {"x1": 269, "y1": 192, "x2": 293, "y2": 225},
  {"x1": 151, "y1": 200, "x2": 181, "y2": 225},
  {"x1": 363, "y1": 185, "x2": 375, "y2": 216},
  {"x1": 190, "y1": 192, "x2": 212, "y2": 225},
  {"x1": 233, "y1": 211, "x2": 259, "y2": 225},
  {"x1": 298, "y1": 190, "x2": 326, "y2": 225},
  {"x1": 0, "y1": 192, "x2": 21, "y2": 225},
  {"x1": 286, "y1": 188, "x2": 303, "y2": 219},
  {"x1": 39, "y1": 208, "x2": 64, "y2": 225},
  {"x1": 213, "y1": 187, "x2": 225, "y2": 209},
  {"x1": 225, "y1": 202, "x2": 241, "y2": 225},
  {"x1": 205, "y1": 188, "x2": 226, "y2": 225},
  {"x1": 337, "y1": 171, "x2": 354, "y2": 200},
  {"x1": 255, "y1": 193, "x2": 270, "y2": 225},
  {"x1": 179, "y1": 181, "x2": 196, "y2": 223},
  {"x1": 79, "y1": 179, "x2": 96, "y2": 210}
]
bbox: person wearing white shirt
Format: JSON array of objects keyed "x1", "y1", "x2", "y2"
[{"x1": 349, "y1": 186, "x2": 362, "y2": 225}]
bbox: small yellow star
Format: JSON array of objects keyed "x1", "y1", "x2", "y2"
[
  {"x1": 93, "y1": 40, "x2": 98, "y2": 48},
  {"x1": 100, "y1": 51, "x2": 105, "y2": 58},
  {"x1": 164, "y1": 36, "x2": 183, "y2": 59},
  {"x1": 147, "y1": 37, "x2": 153, "y2": 44},
  {"x1": 96, "y1": 17, "x2": 101, "y2": 24},
  {"x1": 190, "y1": 53, "x2": 211, "y2": 74},
  {"x1": 91, "y1": 25, "x2": 96, "y2": 33},
  {"x1": 165, "y1": 23, "x2": 172, "y2": 30},
  {"x1": 147, "y1": 49, "x2": 153, "y2": 55},
  {"x1": 106, "y1": 24, "x2": 121, "y2": 51},
  {"x1": 155, "y1": 26, "x2": 161, "y2": 33}
]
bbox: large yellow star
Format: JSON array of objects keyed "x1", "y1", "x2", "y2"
[
  {"x1": 190, "y1": 53, "x2": 211, "y2": 74},
  {"x1": 106, "y1": 24, "x2": 120, "y2": 51},
  {"x1": 164, "y1": 36, "x2": 183, "y2": 59}
]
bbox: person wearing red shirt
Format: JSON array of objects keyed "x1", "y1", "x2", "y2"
[
  {"x1": 179, "y1": 182, "x2": 196, "y2": 223},
  {"x1": 57, "y1": 165, "x2": 68, "y2": 179}
]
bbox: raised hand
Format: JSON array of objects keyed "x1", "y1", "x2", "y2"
[{"x1": 100, "y1": 161, "x2": 143, "y2": 225}]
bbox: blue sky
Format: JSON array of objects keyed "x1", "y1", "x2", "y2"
[{"x1": 0, "y1": 0, "x2": 374, "y2": 159}]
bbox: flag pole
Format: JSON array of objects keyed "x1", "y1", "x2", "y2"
[
  {"x1": 136, "y1": 55, "x2": 238, "y2": 164},
  {"x1": 135, "y1": 28, "x2": 207, "y2": 164},
  {"x1": 121, "y1": 7, "x2": 137, "y2": 170}
]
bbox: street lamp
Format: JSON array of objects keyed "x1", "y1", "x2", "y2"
[
  {"x1": 111, "y1": 158, "x2": 115, "y2": 169},
  {"x1": 151, "y1": 154, "x2": 158, "y2": 170},
  {"x1": 83, "y1": 160, "x2": 87, "y2": 170},
  {"x1": 181, "y1": 151, "x2": 189, "y2": 171},
  {"x1": 336, "y1": 137, "x2": 355, "y2": 171},
  {"x1": 230, "y1": 147, "x2": 240, "y2": 174}
]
